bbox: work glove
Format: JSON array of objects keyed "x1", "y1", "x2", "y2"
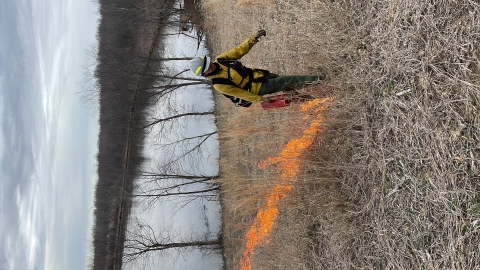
[{"x1": 254, "y1": 29, "x2": 267, "y2": 40}]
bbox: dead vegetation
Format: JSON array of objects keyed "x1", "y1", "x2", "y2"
[{"x1": 200, "y1": 0, "x2": 480, "y2": 269}]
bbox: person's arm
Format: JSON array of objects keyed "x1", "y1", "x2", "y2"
[
  {"x1": 213, "y1": 84, "x2": 263, "y2": 103},
  {"x1": 215, "y1": 30, "x2": 267, "y2": 60}
]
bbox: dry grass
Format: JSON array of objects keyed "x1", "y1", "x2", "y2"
[{"x1": 201, "y1": 0, "x2": 480, "y2": 269}]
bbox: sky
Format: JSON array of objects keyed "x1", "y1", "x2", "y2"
[
  {"x1": 0, "y1": 0, "x2": 100, "y2": 269},
  {"x1": 122, "y1": 31, "x2": 223, "y2": 270}
]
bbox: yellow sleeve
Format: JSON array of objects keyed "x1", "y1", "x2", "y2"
[
  {"x1": 215, "y1": 35, "x2": 258, "y2": 60},
  {"x1": 213, "y1": 84, "x2": 262, "y2": 103}
]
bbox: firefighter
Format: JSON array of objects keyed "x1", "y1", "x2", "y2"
[{"x1": 189, "y1": 30, "x2": 323, "y2": 103}]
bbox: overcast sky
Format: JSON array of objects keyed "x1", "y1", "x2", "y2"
[
  {"x1": 0, "y1": 0, "x2": 100, "y2": 269},
  {"x1": 122, "y1": 31, "x2": 222, "y2": 270}
]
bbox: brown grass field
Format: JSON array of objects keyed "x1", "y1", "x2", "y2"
[{"x1": 200, "y1": 0, "x2": 480, "y2": 269}]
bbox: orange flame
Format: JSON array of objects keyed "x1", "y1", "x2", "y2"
[{"x1": 239, "y1": 98, "x2": 329, "y2": 270}]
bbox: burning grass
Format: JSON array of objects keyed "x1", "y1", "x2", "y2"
[
  {"x1": 202, "y1": 0, "x2": 480, "y2": 269},
  {"x1": 239, "y1": 99, "x2": 329, "y2": 270}
]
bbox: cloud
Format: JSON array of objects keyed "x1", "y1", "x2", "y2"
[
  {"x1": 0, "y1": 0, "x2": 99, "y2": 269},
  {"x1": 15, "y1": 185, "x2": 44, "y2": 269}
]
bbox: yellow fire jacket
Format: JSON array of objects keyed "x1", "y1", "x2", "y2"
[{"x1": 207, "y1": 35, "x2": 266, "y2": 103}]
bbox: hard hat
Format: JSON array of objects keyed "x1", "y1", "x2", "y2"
[{"x1": 189, "y1": 56, "x2": 211, "y2": 76}]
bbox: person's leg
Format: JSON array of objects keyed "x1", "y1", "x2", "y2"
[{"x1": 258, "y1": 75, "x2": 322, "y2": 95}]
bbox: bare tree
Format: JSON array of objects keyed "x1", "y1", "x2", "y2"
[{"x1": 123, "y1": 219, "x2": 221, "y2": 265}]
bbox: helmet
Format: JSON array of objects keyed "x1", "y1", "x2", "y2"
[{"x1": 189, "y1": 56, "x2": 211, "y2": 76}]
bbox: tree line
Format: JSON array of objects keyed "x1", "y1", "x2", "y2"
[{"x1": 87, "y1": 0, "x2": 222, "y2": 269}]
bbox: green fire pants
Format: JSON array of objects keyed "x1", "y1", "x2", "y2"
[{"x1": 258, "y1": 75, "x2": 322, "y2": 96}]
